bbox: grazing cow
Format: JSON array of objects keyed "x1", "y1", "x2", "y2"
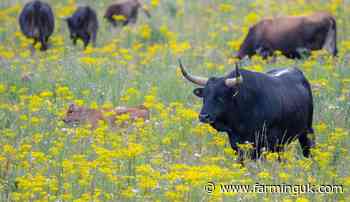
[
  {"x1": 66, "y1": 6, "x2": 98, "y2": 48},
  {"x1": 19, "y1": 0, "x2": 55, "y2": 51},
  {"x1": 63, "y1": 104, "x2": 150, "y2": 129},
  {"x1": 179, "y1": 60, "x2": 315, "y2": 161},
  {"x1": 104, "y1": 0, "x2": 151, "y2": 27},
  {"x1": 237, "y1": 12, "x2": 337, "y2": 59}
]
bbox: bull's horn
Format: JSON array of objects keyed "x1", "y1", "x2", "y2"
[
  {"x1": 225, "y1": 63, "x2": 243, "y2": 87},
  {"x1": 178, "y1": 59, "x2": 208, "y2": 86},
  {"x1": 225, "y1": 75, "x2": 243, "y2": 87}
]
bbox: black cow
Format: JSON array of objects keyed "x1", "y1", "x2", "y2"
[
  {"x1": 66, "y1": 6, "x2": 98, "y2": 48},
  {"x1": 104, "y1": 0, "x2": 151, "y2": 27},
  {"x1": 179, "y1": 60, "x2": 315, "y2": 161},
  {"x1": 237, "y1": 12, "x2": 337, "y2": 59},
  {"x1": 19, "y1": 0, "x2": 54, "y2": 51}
]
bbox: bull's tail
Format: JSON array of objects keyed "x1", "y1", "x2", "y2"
[
  {"x1": 306, "y1": 100, "x2": 315, "y2": 136},
  {"x1": 304, "y1": 79, "x2": 314, "y2": 135},
  {"x1": 298, "y1": 68, "x2": 315, "y2": 135},
  {"x1": 323, "y1": 16, "x2": 338, "y2": 56}
]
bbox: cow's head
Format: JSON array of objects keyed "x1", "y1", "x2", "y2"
[{"x1": 179, "y1": 60, "x2": 243, "y2": 123}]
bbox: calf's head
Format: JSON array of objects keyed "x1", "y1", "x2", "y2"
[
  {"x1": 63, "y1": 104, "x2": 90, "y2": 125},
  {"x1": 179, "y1": 60, "x2": 243, "y2": 123}
]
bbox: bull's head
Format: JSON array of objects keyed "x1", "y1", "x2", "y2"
[{"x1": 179, "y1": 60, "x2": 243, "y2": 123}]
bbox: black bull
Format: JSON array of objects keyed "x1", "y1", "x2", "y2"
[
  {"x1": 19, "y1": 0, "x2": 54, "y2": 51},
  {"x1": 179, "y1": 60, "x2": 315, "y2": 160},
  {"x1": 66, "y1": 6, "x2": 98, "y2": 48}
]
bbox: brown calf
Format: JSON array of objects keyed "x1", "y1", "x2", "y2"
[{"x1": 63, "y1": 103, "x2": 150, "y2": 129}]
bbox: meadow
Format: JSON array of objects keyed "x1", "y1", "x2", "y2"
[{"x1": 0, "y1": 0, "x2": 349, "y2": 201}]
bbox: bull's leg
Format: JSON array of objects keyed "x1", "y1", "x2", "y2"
[
  {"x1": 261, "y1": 127, "x2": 287, "y2": 160},
  {"x1": 260, "y1": 49, "x2": 272, "y2": 60},
  {"x1": 296, "y1": 48, "x2": 311, "y2": 59},
  {"x1": 129, "y1": 9, "x2": 138, "y2": 24},
  {"x1": 32, "y1": 39, "x2": 38, "y2": 47},
  {"x1": 130, "y1": 16, "x2": 137, "y2": 24},
  {"x1": 91, "y1": 31, "x2": 97, "y2": 47},
  {"x1": 298, "y1": 132, "x2": 315, "y2": 158},
  {"x1": 45, "y1": 36, "x2": 50, "y2": 49},
  {"x1": 30, "y1": 39, "x2": 38, "y2": 53},
  {"x1": 228, "y1": 133, "x2": 239, "y2": 151},
  {"x1": 106, "y1": 17, "x2": 117, "y2": 27},
  {"x1": 228, "y1": 133, "x2": 244, "y2": 163},
  {"x1": 333, "y1": 47, "x2": 338, "y2": 57},
  {"x1": 82, "y1": 33, "x2": 91, "y2": 49},
  {"x1": 40, "y1": 37, "x2": 48, "y2": 51},
  {"x1": 255, "y1": 45, "x2": 273, "y2": 59},
  {"x1": 123, "y1": 19, "x2": 130, "y2": 26}
]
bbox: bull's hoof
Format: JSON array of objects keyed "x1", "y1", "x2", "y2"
[{"x1": 40, "y1": 47, "x2": 48, "y2": 51}]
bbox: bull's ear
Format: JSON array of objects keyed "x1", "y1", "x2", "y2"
[{"x1": 193, "y1": 88, "x2": 204, "y2": 98}]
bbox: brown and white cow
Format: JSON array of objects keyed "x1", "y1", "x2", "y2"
[{"x1": 237, "y1": 12, "x2": 337, "y2": 59}]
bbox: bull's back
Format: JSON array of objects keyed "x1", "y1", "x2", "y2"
[
  {"x1": 39, "y1": 3, "x2": 54, "y2": 36},
  {"x1": 19, "y1": 3, "x2": 37, "y2": 37},
  {"x1": 19, "y1": 1, "x2": 54, "y2": 38},
  {"x1": 105, "y1": 1, "x2": 138, "y2": 17},
  {"x1": 266, "y1": 68, "x2": 313, "y2": 133},
  {"x1": 259, "y1": 14, "x2": 332, "y2": 50},
  {"x1": 260, "y1": 17, "x2": 305, "y2": 49},
  {"x1": 76, "y1": 7, "x2": 98, "y2": 30},
  {"x1": 266, "y1": 68, "x2": 311, "y2": 95}
]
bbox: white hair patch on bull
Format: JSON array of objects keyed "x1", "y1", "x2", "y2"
[{"x1": 271, "y1": 69, "x2": 291, "y2": 77}]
